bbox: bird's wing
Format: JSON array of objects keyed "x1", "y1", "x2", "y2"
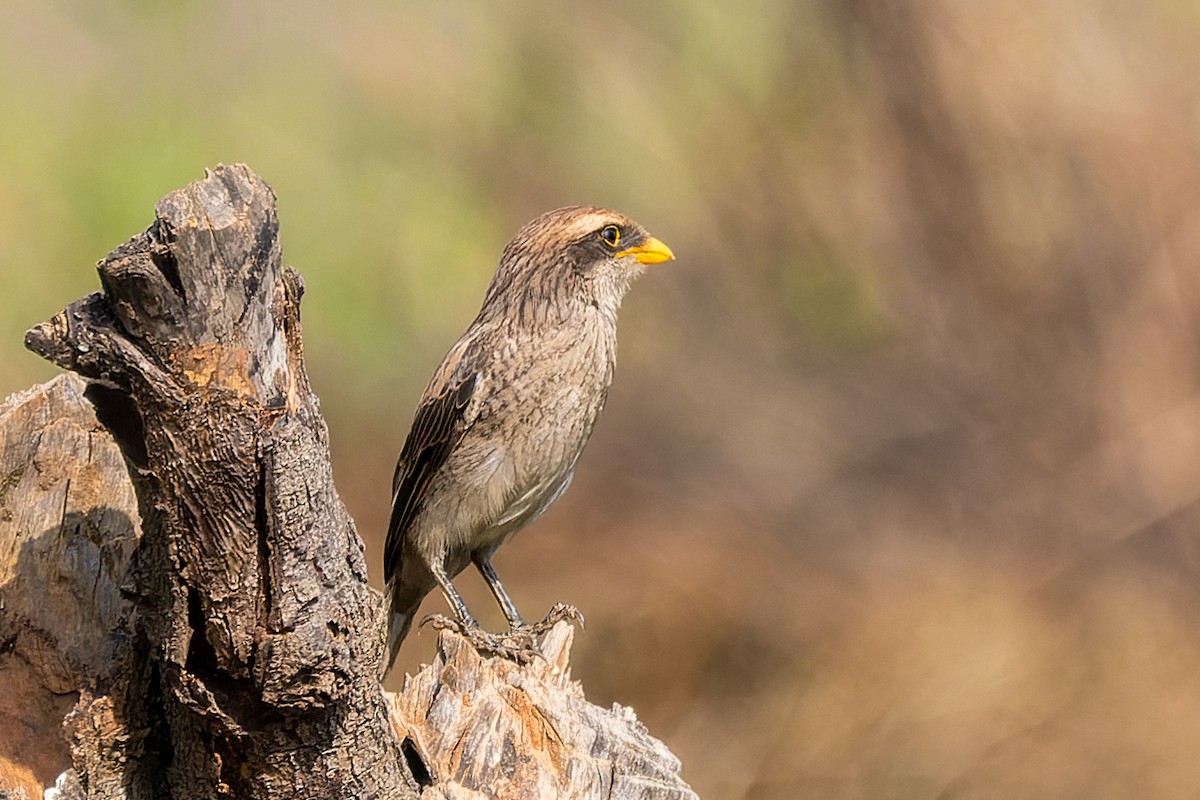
[{"x1": 384, "y1": 355, "x2": 481, "y2": 584}]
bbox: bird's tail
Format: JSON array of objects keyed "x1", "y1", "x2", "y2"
[
  {"x1": 384, "y1": 607, "x2": 414, "y2": 676},
  {"x1": 383, "y1": 580, "x2": 424, "y2": 677}
]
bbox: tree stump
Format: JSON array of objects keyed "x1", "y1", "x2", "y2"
[
  {"x1": 20, "y1": 164, "x2": 409, "y2": 799},
  {"x1": 393, "y1": 624, "x2": 696, "y2": 799},
  {"x1": 0, "y1": 164, "x2": 696, "y2": 799}
]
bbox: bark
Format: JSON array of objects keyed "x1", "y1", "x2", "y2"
[
  {"x1": 0, "y1": 164, "x2": 695, "y2": 800},
  {"x1": 0, "y1": 374, "x2": 144, "y2": 800},
  {"x1": 20, "y1": 164, "x2": 409, "y2": 799}
]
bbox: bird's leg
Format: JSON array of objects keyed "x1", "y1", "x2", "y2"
[
  {"x1": 421, "y1": 557, "x2": 539, "y2": 662},
  {"x1": 467, "y1": 553, "x2": 541, "y2": 660},
  {"x1": 473, "y1": 552, "x2": 584, "y2": 640},
  {"x1": 423, "y1": 560, "x2": 481, "y2": 631},
  {"x1": 472, "y1": 553, "x2": 526, "y2": 630}
]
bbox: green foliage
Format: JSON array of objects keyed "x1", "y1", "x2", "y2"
[{"x1": 0, "y1": 0, "x2": 878, "y2": 394}]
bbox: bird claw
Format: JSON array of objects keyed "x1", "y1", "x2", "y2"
[
  {"x1": 419, "y1": 604, "x2": 584, "y2": 663},
  {"x1": 518, "y1": 602, "x2": 585, "y2": 635},
  {"x1": 419, "y1": 613, "x2": 472, "y2": 633},
  {"x1": 419, "y1": 613, "x2": 540, "y2": 663}
]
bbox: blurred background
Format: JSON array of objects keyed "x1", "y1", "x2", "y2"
[{"x1": 4, "y1": 1, "x2": 1200, "y2": 796}]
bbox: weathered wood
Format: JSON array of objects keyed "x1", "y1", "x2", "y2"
[
  {"x1": 0, "y1": 375, "x2": 146, "y2": 800},
  {"x1": 3, "y1": 163, "x2": 695, "y2": 800},
  {"x1": 23, "y1": 165, "x2": 412, "y2": 799},
  {"x1": 394, "y1": 623, "x2": 697, "y2": 800}
]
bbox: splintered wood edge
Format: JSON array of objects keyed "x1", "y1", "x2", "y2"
[{"x1": 386, "y1": 622, "x2": 697, "y2": 799}]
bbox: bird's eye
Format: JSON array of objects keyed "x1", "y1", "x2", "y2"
[{"x1": 599, "y1": 225, "x2": 621, "y2": 248}]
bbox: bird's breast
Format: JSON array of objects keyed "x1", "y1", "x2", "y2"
[{"x1": 480, "y1": 322, "x2": 614, "y2": 494}]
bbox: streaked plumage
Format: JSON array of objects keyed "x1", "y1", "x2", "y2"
[{"x1": 384, "y1": 206, "x2": 673, "y2": 672}]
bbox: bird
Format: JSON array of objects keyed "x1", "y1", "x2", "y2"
[{"x1": 383, "y1": 205, "x2": 674, "y2": 673}]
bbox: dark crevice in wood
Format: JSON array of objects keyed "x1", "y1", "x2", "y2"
[
  {"x1": 400, "y1": 737, "x2": 432, "y2": 787},
  {"x1": 255, "y1": 451, "x2": 275, "y2": 634},
  {"x1": 185, "y1": 585, "x2": 218, "y2": 677},
  {"x1": 147, "y1": 218, "x2": 185, "y2": 303},
  {"x1": 143, "y1": 658, "x2": 174, "y2": 797},
  {"x1": 84, "y1": 382, "x2": 149, "y2": 469}
]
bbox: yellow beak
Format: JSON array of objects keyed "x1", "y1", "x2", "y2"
[{"x1": 616, "y1": 236, "x2": 675, "y2": 265}]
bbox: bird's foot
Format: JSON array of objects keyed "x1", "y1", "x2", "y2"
[
  {"x1": 420, "y1": 613, "x2": 475, "y2": 635},
  {"x1": 420, "y1": 613, "x2": 542, "y2": 663},
  {"x1": 419, "y1": 604, "x2": 584, "y2": 663},
  {"x1": 518, "y1": 602, "x2": 585, "y2": 636}
]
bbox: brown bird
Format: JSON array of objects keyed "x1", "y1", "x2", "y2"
[{"x1": 384, "y1": 206, "x2": 674, "y2": 672}]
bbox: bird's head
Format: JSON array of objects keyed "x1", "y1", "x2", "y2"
[{"x1": 482, "y1": 206, "x2": 675, "y2": 326}]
